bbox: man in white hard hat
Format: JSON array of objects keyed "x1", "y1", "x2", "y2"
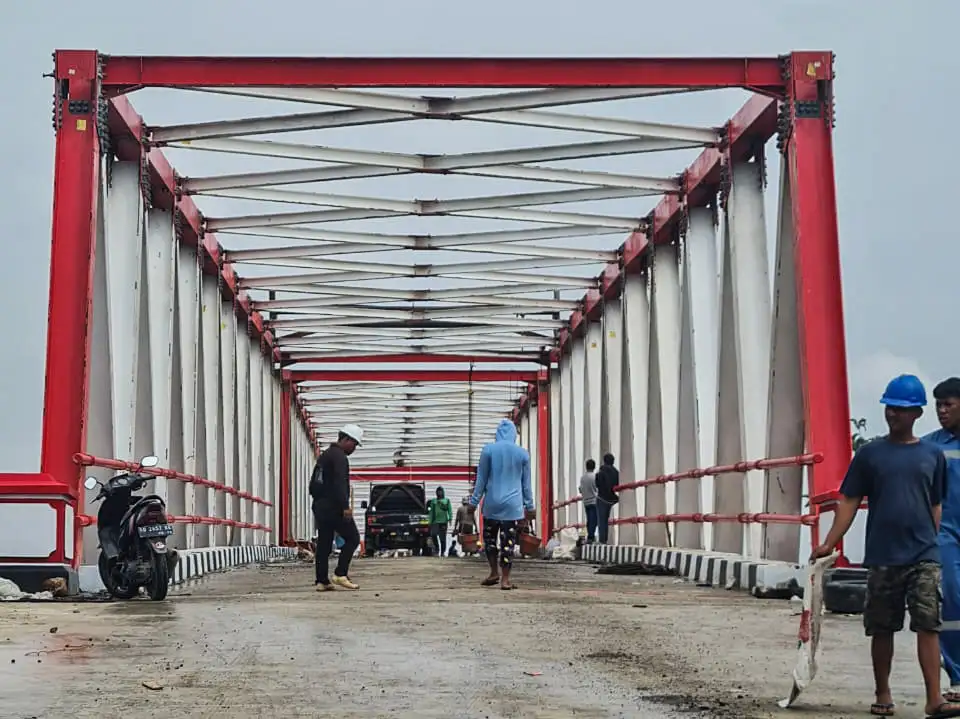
[{"x1": 309, "y1": 424, "x2": 363, "y2": 591}]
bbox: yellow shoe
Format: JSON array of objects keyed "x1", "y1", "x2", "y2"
[
  {"x1": 315, "y1": 582, "x2": 335, "y2": 592},
  {"x1": 331, "y1": 575, "x2": 359, "y2": 590}
]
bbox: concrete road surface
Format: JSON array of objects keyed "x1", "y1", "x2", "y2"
[{"x1": 0, "y1": 555, "x2": 935, "y2": 718}]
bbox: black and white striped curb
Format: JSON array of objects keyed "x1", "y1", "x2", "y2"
[
  {"x1": 580, "y1": 543, "x2": 803, "y2": 593},
  {"x1": 170, "y1": 545, "x2": 298, "y2": 585}
]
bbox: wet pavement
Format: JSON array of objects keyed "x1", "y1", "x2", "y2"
[{"x1": 0, "y1": 554, "x2": 935, "y2": 718}]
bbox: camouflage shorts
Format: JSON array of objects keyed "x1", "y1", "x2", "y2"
[{"x1": 864, "y1": 561, "x2": 942, "y2": 635}]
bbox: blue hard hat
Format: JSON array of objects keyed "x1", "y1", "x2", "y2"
[{"x1": 880, "y1": 374, "x2": 927, "y2": 408}]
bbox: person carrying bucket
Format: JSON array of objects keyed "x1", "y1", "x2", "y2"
[{"x1": 467, "y1": 418, "x2": 535, "y2": 591}]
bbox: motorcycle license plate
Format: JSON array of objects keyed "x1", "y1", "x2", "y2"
[{"x1": 137, "y1": 523, "x2": 174, "y2": 538}]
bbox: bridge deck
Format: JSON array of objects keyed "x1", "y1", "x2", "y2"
[{"x1": 0, "y1": 558, "x2": 919, "y2": 718}]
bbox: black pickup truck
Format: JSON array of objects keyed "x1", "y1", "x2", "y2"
[{"x1": 363, "y1": 482, "x2": 432, "y2": 557}]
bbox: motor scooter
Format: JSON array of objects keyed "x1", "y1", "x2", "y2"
[{"x1": 84, "y1": 455, "x2": 178, "y2": 600}]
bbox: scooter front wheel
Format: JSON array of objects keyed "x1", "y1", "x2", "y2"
[{"x1": 98, "y1": 552, "x2": 138, "y2": 600}]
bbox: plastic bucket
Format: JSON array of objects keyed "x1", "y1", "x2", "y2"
[
  {"x1": 518, "y1": 531, "x2": 540, "y2": 556},
  {"x1": 461, "y1": 533, "x2": 480, "y2": 553}
]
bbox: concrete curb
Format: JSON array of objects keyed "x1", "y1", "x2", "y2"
[
  {"x1": 580, "y1": 543, "x2": 804, "y2": 593},
  {"x1": 78, "y1": 545, "x2": 298, "y2": 593}
]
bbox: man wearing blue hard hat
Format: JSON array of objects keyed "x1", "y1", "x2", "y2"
[
  {"x1": 925, "y1": 377, "x2": 960, "y2": 704},
  {"x1": 812, "y1": 374, "x2": 959, "y2": 717}
]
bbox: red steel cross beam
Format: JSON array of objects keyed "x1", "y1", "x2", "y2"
[{"x1": 97, "y1": 56, "x2": 787, "y2": 93}]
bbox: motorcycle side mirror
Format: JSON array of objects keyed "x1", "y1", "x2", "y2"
[
  {"x1": 360, "y1": 501, "x2": 368, "y2": 509},
  {"x1": 83, "y1": 476, "x2": 99, "y2": 490},
  {"x1": 139, "y1": 455, "x2": 160, "y2": 469}
]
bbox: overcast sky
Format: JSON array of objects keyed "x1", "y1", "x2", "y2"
[{"x1": 0, "y1": 1, "x2": 955, "y2": 471}]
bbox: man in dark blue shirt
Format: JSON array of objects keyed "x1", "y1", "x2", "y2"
[
  {"x1": 812, "y1": 374, "x2": 958, "y2": 717},
  {"x1": 926, "y1": 377, "x2": 960, "y2": 702}
]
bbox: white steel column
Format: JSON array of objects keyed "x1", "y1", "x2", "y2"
[
  {"x1": 764, "y1": 163, "x2": 806, "y2": 562},
  {"x1": 174, "y1": 243, "x2": 200, "y2": 549},
  {"x1": 714, "y1": 159, "x2": 771, "y2": 558},
  {"x1": 559, "y1": 355, "x2": 574, "y2": 528},
  {"x1": 645, "y1": 243, "x2": 681, "y2": 548},
  {"x1": 249, "y1": 346, "x2": 264, "y2": 545},
  {"x1": 583, "y1": 321, "x2": 604, "y2": 470},
  {"x1": 600, "y1": 298, "x2": 623, "y2": 544},
  {"x1": 235, "y1": 330, "x2": 251, "y2": 545},
  {"x1": 83, "y1": 169, "x2": 113, "y2": 565},
  {"x1": 528, "y1": 404, "x2": 540, "y2": 512},
  {"x1": 674, "y1": 207, "x2": 720, "y2": 551},
  {"x1": 549, "y1": 367, "x2": 562, "y2": 533},
  {"x1": 103, "y1": 162, "x2": 144, "y2": 465},
  {"x1": 200, "y1": 283, "x2": 223, "y2": 547},
  {"x1": 570, "y1": 337, "x2": 587, "y2": 527},
  {"x1": 617, "y1": 272, "x2": 650, "y2": 546},
  {"x1": 144, "y1": 208, "x2": 177, "y2": 538},
  {"x1": 220, "y1": 303, "x2": 239, "y2": 545}
]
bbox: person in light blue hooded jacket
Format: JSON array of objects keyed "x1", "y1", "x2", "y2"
[{"x1": 468, "y1": 418, "x2": 535, "y2": 590}]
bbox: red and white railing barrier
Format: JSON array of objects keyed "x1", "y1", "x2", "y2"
[
  {"x1": 76, "y1": 513, "x2": 271, "y2": 532},
  {"x1": 552, "y1": 453, "x2": 822, "y2": 510},
  {"x1": 73, "y1": 453, "x2": 273, "y2": 507}
]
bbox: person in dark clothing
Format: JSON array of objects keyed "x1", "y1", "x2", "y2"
[
  {"x1": 595, "y1": 453, "x2": 619, "y2": 544},
  {"x1": 310, "y1": 423, "x2": 364, "y2": 591},
  {"x1": 427, "y1": 486, "x2": 454, "y2": 558},
  {"x1": 811, "y1": 374, "x2": 960, "y2": 717}
]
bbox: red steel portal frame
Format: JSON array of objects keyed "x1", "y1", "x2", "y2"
[{"x1": 30, "y1": 50, "x2": 847, "y2": 571}]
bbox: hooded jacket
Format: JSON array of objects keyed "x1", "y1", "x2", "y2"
[{"x1": 469, "y1": 419, "x2": 533, "y2": 521}]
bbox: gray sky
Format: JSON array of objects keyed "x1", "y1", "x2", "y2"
[{"x1": 0, "y1": 0, "x2": 956, "y2": 471}]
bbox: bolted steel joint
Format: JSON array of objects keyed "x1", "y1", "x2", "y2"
[
  {"x1": 775, "y1": 101, "x2": 791, "y2": 154},
  {"x1": 718, "y1": 159, "x2": 731, "y2": 211}
]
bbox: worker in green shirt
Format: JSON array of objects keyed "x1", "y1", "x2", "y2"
[{"x1": 427, "y1": 486, "x2": 454, "y2": 558}]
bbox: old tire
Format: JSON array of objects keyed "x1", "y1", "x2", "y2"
[
  {"x1": 824, "y1": 567, "x2": 869, "y2": 584},
  {"x1": 823, "y1": 579, "x2": 866, "y2": 615}
]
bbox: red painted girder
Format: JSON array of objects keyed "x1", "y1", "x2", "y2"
[
  {"x1": 284, "y1": 353, "x2": 548, "y2": 365},
  {"x1": 98, "y1": 55, "x2": 786, "y2": 92},
  {"x1": 561, "y1": 92, "x2": 779, "y2": 353},
  {"x1": 352, "y1": 466, "x2": 474, "y2": 475},
  {"x1": 285, "y1": 369, "x2": 539, "y2": 383},
  {"x1": 106, "y1": 95, "x2": 282, "y2": 365}
]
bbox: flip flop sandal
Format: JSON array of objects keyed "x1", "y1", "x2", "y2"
[
  {"x1": 481, "y1": 577, "x2": 499, "y2": 587},
  {"x1": 870, "y1": 703, "x2": 895, "y2": 716},
  {"x1": 500, "y1": 584, "x2": 515, "y2": 591},
  {"x1": 927, "y1": 702, "x2": 960, "y2": 718}
]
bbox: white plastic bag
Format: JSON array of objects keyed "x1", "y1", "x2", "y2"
[{"x1": 779, "y1": 553, "x2": 839, "y2": 708}]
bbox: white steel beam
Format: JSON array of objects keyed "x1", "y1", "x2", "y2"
[
  {"x1": 549, "y1": 368, "x2": 562, "y2": 532},
  {"x1": 617, "y1": 272, "x2": 650, "y2": 546},
  {"x1": 570, "y1": 337, "x2": 587, "y2": 528},
  {"x1": 763, "y1": 163, "x2": 805, "y2": 564},
  {"x1": 675, "y1": 207, "x2": 719, "y2": 552},
  {"x1": 177, "y1": 136, "x2": 688, "y2": 181},
  {"x1": 599, "y1": 298, "x2": 623, "y2": 542},
  {"x1": 726, "y1": 160, "x2": 771, "y2": 560},
  {"x1": 204, "y1": 185, "x2": 652, "y2": 214},
  {"x1": 583, "y1": 322, "x2": 604, "y2": 471}
]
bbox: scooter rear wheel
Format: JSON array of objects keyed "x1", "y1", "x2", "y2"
[
  {"x1": 98, "y1": 552, "x2": 138, "y2": 599},
  {"x1": 146, "y1": 551, "x2": 169, "y2": 601}
]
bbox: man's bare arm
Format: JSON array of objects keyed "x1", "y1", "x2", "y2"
[{"x1": 821, "y1": 495, "x2": 861, "y2": 551}]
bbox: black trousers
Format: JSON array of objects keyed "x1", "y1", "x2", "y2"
[
  {"x1": 597, "y1": 500, "x2": 615, "y2": 544},
  {"x1": 431, "y1": 523, "x2": 448, "y2": 554},
  {"x1": 313, "y1": 504, "x2": 360, "y2": 583}
]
